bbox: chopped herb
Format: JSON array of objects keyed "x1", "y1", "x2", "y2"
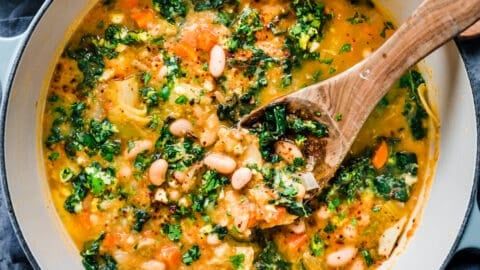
[
  {"x1": 152, "y1": 0, "x2": 187, "y2": 23},
  {"x1": 230, "y1": 254, "x2": 245, "y2": 270},
  {"x1": 133, "y1": 209, "x2": 151, "y2": 232},
  {"x1": 226, "y1": 8, "x2": 263, "y2": 52},
  {"x1": 361, "y1": 249, "x2": 374, "y2": 266},
  {"x1": 162, "y1": 223, "x2": 182, "y2": 241},
  {"x1": 48, "y1": 151, "x2": 60, "y2": 161},
  {"x1": 81, "y1": 233, "x2": 118, "y2": 270},
  {"x1": 182, "y1": 245, "x2": 201, "y2": 265},
  {"x1": 339, "y1": 43, "x2": 352, "y2": 53},
  {"x1": 175, "y1": 95, "x2": 188, "y2": 104},
  {"x1": 380, "y1": 21, "x2": 394, "y2": 38},
  {"x1": 310, "y1": 233, "x2": 325, "y2": 256},
  {"x1": 254, "y1": 241, "x2": 290, "y2": 270},
  {"x1": 347, "y1": 12, "x2": 368, "y2": 24}
]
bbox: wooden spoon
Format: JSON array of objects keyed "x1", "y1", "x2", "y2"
[{"x1": 240, "y1": 0, "x2": 480, "y2": 189}]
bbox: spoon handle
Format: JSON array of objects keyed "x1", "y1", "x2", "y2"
[{"x1": 331, "y1": 0, "x2": 480, "y2": 142}]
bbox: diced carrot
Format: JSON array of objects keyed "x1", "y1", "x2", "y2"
[
  {"x1": 157, "y1": 244, "x2": 181, "y2": 269},
  {"x1": 196, "y1": 28, "x2": 218, "y2": 51},
  {"x1": 372, "y1": 140, "x2": 389, "y2": 169},
  {"x1": 102, "y1": 233, "x2": 118, "y2": 250},
  {"x1": 130, "y1": 8, "x2": 155, "y2": 29},
  {"x1": 170, "y1": 43, "x2": 198, "y2": 61},
  {"x1": 78, "y1": 211, "x2": 92, "y2": 230},
  {"x1": 119, "y1": 0, "x2": 139, "y2": 9},
  {"x1": 286, "y1": 233, "x2": 309, "y2": 252}
]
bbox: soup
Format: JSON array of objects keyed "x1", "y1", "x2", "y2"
[{"x1": 42, "y1": 0, "x2": 438, "y2": 269}]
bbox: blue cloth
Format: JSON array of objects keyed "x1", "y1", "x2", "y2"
[{"x1": 0, "y1": 1, "x2": 479, "y2": 269}]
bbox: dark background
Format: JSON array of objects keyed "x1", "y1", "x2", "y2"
[{"x1": 0, "y1": 0, "x2": 479, "y2": 269}]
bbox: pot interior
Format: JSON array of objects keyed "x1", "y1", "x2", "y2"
[{"x1": 1, "y1": 0, "x2": 476, "y2": 269}]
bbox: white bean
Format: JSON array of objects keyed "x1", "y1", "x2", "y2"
[
  {"x1": 149, "y1": 159, "x2": 168, "y2": 186},
  {"x1": 207, "y1": 233, "x2": 221, "y2": 246},
  {"x1": 169, "y1": 119, "x2": 193, "y2": 137},
  {"x1": 125, "y1": 140, "x2": 153, "y2": 160},
  {"x1": 231, "y1": 167, "x2": 253, "y2": 190},
  {"x1": 209, "y1": 45, "x2": 226, "y2": 78},
  {"x1": 141, "y1": 260, "x2": 166, "y2": 270},
  {"x1": 204, "y1": 153, "x2": 237, "y2": 174},
  {"x1": 288, "y1": 220, "x2": 306, "y2": 234},
  {"x1": 342, "y1": 224, "x2": 357, "y2": 241},
  {"x1": 274, "y1": 141, "x2": 303, "y2": 164},
  {"x1": 326, "y1": 246, "x2": 358, "y2": 267}
]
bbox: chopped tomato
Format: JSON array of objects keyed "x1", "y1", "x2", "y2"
[{"x1": 130, "y1": 8, "x2": 155, "y2": 29}]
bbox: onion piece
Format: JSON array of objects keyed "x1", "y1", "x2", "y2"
[{"x1": 300, "y1": 172, "x2": 320, "y2": 191}]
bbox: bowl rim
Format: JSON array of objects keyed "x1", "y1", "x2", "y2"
[{"x1": 0, "y1": 1, "x2": 477, "y2": 269}]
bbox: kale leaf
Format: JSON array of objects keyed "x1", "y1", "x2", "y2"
[
  {"x1": 81, "y1": 233, "x2": 118, "y2": 270},
  {"x1": 155, "y1": 125, "x2": 205, "y2": 170},
  {"x1": 64, "y1": 163, "x2": 116, "y2": 213},
  {"x1": 250, "y1": 104, "x2": 328, "y2": 162},
  {"x1": 191, "y1": 170, "x2": 228, "y2": 212},
  {"x1": 153, "y1": 0, "x2": 187, "y2": 23},
  {"x1": 182, "y1": 245, "x2": 201, "y2": 265},
  {"x1": 193, "y1": 0, "x2": 237, "y2": 11},
  {"x1": 226, "y1": 7, "x2": 263, "y2": 52},
  {"x1": 133, "y1": 209, "x2": 151, "y2": 232},
  {"x1": 400, "y1": 70, "x2": 428, "y2": 140},
  {"x1": 254, "y1": 241, "x2": 291, "y2": 270},
  {"x1": 162, "y1": 223, "x2": 182, "y2": 241}
]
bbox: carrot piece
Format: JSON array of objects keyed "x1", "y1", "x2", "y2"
[
  {"x1": 170, "y1": 43, "x2": 198, "y2": 61},
  {"x1": 372, "y1": 141, "x2": 389, "y2": 169},
  {"x1": 119, "y1": 0, "x2": 139, "y2": 9},
  {"x1": 102, "y1": 233, "x2": 118, "y2": 250},
  {"x1": 157, "y1": 244, "x2": 181, "y2": 269},
  {"x1": 286, "y1": 233, "x2": 309, "y2": 252},
  {"x1": 130, "y1": 8, "x2": 155, "y2": 29},
  {"x1": 196, "y1": 29, "x2": 218, "y2": 51},
  {"x1": 78, "y1": 211, "x2": 92, "y2": 229}
]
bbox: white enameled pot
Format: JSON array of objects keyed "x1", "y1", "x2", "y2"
[{"x1": 0, "y1": 0, "x2": 479, "y2": 269}]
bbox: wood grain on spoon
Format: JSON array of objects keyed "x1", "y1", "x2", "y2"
[
  {"x1": 240, "y1": 0, "x2": 480, "y2": 189},
  {"x1": 460, "y1": 20, "x2": 480, "y2": 39}
]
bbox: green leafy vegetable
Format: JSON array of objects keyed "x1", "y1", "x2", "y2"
[
  {"x1": 339, "y1": 43, "x2": 352, "y2": 53},
  {"x1": 81, "y1": 233, "x2": 118, "y2": 270},
  {"x1": 250, "y1": 104, "x2": 328, "y2": 162},
  {"x1": 309, "y1": 233, "x2": 324, "y2": 256},
  {"x1": 193, "y1": 0, "x2": 237, "y2": 11},
  {"x1": 347, "y1": 12, "x2": 368, "y2": 24},
  {"x1": 230, "y1": 254, "x2": 245, "y2": 270},
  {"x1": 254, "y1": 242, "x2": 290, "y2": 270},
  {"x1": 191, "y1": 170, "x2": 228, "y2": 212},
  {"x1": 182, "y1": 245, "x2": 201, "y2": 265},
  {"x1": 162, "y1": 223, "x2": 182, "y2": 241},
  {"x1": 152, "y1": 0, "x2": 187, "y2": 23},
  {"x1": 64, "y1": 163, "x2": 116, "y2": 213},
  {"x1": 399, "y1": 70, "x2": 428, "y2": 140},
  {"x1": 226, "y1": 7, "x2": 263, "y2": 52},
  {"x1": 133, "y1": 209, "x2": 151, "y2": 232}
]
